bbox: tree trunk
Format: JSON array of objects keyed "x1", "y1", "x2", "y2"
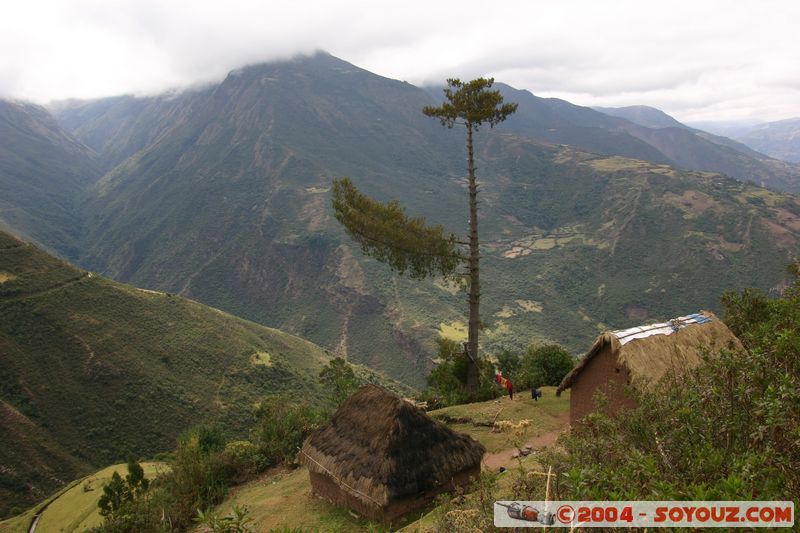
[{"x1": 466, "y1": 123, "x2": 481, "y2": 395}]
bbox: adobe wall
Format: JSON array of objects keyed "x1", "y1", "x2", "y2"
[
  {"x1": 308, "y1": 464, "x2": 481, "y2": 524},
  {"x1": 570, "y1": 347, "x2": 637, "y2": 425}
]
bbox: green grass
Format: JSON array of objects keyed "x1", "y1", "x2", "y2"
[
  {"x1": 0, "y1": 463, "x2": 166, "y2": 533},
  {"x1": 429, "y1": 387, "x2": 569, "y2": 452},
  {"x1": 215, "y1": 466, "x2": 390, "y2": 532},
  {"x1": 40, "y1": 462, "x2": 167, "y2": 532}
]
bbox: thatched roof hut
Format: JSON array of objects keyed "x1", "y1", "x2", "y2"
[
  {"x1": 556, "y1": 311, "x2": 741, "y2": 425},
  {"x1": 299, "y1": 385, "x2": 485, "y2": 523}
]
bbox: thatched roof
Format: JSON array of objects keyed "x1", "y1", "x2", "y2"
[
  {"x1": 557, "y1": 311, "x2": 741, "y2": 395},
  {"x1": 300, "y1": 385, "x2": 485, "y2": 507}
]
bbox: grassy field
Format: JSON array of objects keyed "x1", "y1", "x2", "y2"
[
  {"x1": 430, "y1": 387, "x2": 569, "y2": 452},
  {"x1": 0, "y1": 462, "x2": 166, "y2": 533}
]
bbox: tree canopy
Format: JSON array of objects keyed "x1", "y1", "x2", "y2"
[{"x1": 423, "y1": 78, "x2": 518, "y2": 129}]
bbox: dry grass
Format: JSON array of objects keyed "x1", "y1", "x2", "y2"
[
  {"x1": 438, "y1": 321, "x2": 467, "y2": 341},
  {"x1": 587, "y1": 156, "x2": 652, "y2": 172},
  {"x1": 485, "y1": 321, "x2": 511, "y2": 338},
  {"x1": 494, "y1": 305, "x2": 516, "y2": 318},
  {"x1": 433, "y1": 279, "x2": 462, "y2": 295},
  {"x1": 515, "y1": 300, "x2": 543, "y2": 313},
  {"x1": 250, "y1": 351, "x2": 272, "y2": 366}
]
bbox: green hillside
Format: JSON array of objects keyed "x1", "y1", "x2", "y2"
[
  {"x1": 0, "y1": 230, "x2": 399, "y2": 518},
  {"x1": 33, "y1": 53, "x2": 798, "y2": 388},
  {"x1": 0, "y1": 101, "x2": 100, "y2": 258}
]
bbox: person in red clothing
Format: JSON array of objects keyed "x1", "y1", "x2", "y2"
[{"x1": 506, "y1": 378, "x2": 513, "y2": 400}]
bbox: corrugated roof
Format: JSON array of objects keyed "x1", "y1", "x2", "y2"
[{"x1": 612, "y1": 312, "x2": 714, "y2": 346}]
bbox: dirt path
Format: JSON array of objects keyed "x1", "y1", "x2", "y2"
[
  {"x1": 482, "y1": 410, "x2": 569, "y2": 471},
  {"x1": 2, "y1": 272, "x2": 89, "y2": 302}
]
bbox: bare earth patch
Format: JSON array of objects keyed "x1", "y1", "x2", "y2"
[
  {"x1": 772, "y1": 207, "x2": 800, "y2": 233},
  {"x1": 764, "y1": 220, "x2": 798, "y2": 249},
  {"x1": 515, "y1": 300, "x2": 543, "y2": 313},
  {"x1": 438, "y1": 321, "x2": 468, "y2": 341},
  {"x1": 482, "y1": 412, "x2": 568, "y2": 471},
  {"x1": 663, "y1": 190, "x2": 716, "y2": 218}
]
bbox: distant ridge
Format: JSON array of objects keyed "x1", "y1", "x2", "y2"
[
  {"x1": 593, "y1": 105, "x2": 688, "y2": 129},
  {"x1": 738, "y1": 117, "x2": 800, "y2": 163}
]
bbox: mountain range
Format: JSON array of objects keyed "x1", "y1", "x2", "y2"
[
  {"x1": 736, "y1": 118, "x2": 800, "y2": 164},
  {"x1": 2, "y1": 52, "x2": 799, "y2": 389},
  {"x1": 598, "y1": 106, "x2": 800, "y2": 167}
]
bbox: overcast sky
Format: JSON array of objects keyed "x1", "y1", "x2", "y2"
[{"x1": 2, "y1": 0, "x2": 798, "y2": 123}]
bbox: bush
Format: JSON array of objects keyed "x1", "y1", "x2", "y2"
[
  {"x1": 518, "y1": 344, "x2": 573, "y2": 388},
  {"x1": 89, "y1": 488, "x2": 172, "y2": 533},
  {"x1": 495, "y1": 349, "x2": 521, "y2": 378},
  {"x1": 222, "y1": 440, "x2": 260, "y2": 483},
  {"x1": 319, "y1": 357, "x2": 360, "y2": 406},
  {"x1": 195, "y1": 504, "x2": 254, "y2": 532},
  {"x1": 97, "y1": 458, "x2": 150, "y2": 518},
  {"x1": 425, "y1": 338, "x2": 500, "y2": 407},
  {"x1": 159, "y1": 425, "x2": 230, "y2": 530},
  {"x1": 250, "y1": 396, "x2": 325, "y2": 467}
]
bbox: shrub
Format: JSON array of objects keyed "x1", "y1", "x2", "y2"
[
  {"x1": 425, "y1": 338, "x2": 500, "y2": 407},
  {"x1": 518, "y1": 344, "x2": 573, "y2": 388},
  {"x1": 250, "y1": 396, "x2": 324, "y2": 467},
  {"x1": 222, "y1": 440, "x2": 260, "y2": 483},
  {"x1": 195, "y1": 504, "x2": 254, "y2": 533},
  {"x1": 495, "y1": 349, "x2": 521, "y2": 379},
  {"x1": 98, "y1": 458, "x2": 150, "y2": 518},
  {"x1": 319, "y1": 357, "x2": 360, "y2": 406},
  {"x1": 160, "y1": 425, "x2": 230, "y2": 529}
]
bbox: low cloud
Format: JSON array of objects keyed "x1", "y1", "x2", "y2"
[{"x1": 1, "y1": 0, "x2": 798, "y2": 122}]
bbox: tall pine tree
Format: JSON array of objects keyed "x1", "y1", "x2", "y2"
[{"x1": 332, "y1": 78, "x2": 516, "y2": 397}]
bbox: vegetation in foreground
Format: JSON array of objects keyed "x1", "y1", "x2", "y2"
[
  {"x1": 431, "y1": 273, "x2": 800, "y2": 530},
  {"x1": 545, "y1": 270, "x2": 800, "y2": 502}
]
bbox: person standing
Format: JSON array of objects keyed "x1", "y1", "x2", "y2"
[{"x1": 506, "y1": 379, "x2": 513, "y2": 400}]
